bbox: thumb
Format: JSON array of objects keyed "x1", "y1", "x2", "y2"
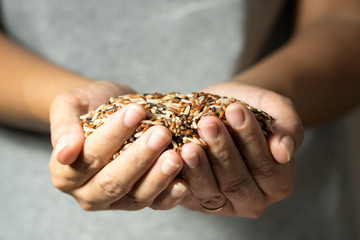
[
  {"x1": 50, "y1": 92, "x2": 85, "y2": 165},
  {"x1": 268, "y1": 102, "x2": 304, "y2": 164}
]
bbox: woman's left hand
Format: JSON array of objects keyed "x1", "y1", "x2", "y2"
[{"x1": 177, "y1": 82, "x2": 304, "y2": 217}]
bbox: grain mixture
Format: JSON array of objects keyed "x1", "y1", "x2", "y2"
[{"x1": 80, "y1": 92, "x2": 273, "y2": 160}]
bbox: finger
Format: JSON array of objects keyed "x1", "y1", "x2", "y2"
[
  {"x1": 72, "y1": 126, "x2": 172, "y2": 210},
  {"x1": 197, "y1": 116, "x2": 265, "y2": 214},
  {"x1": 181, "y1": 143, "x2": 226, "y2": 209},
  {"x1": 150, "y1": 179, "x2": 188, "y2": 210},
  {"x1": 76, "y1": 103, "x2": 146, "y2": 169},
  {"x1": 265, "y1": 97, "x2": 304, "y2": 164},
  {"x1": 225, "y1": 103, "x2": 295, "y2": 198},
  {"x1": 50, "y1": 92, "x2": 87, "y2": 165},
  {"x1": 110, "y1": 150, "x2": 183, "y2": 210},
  {"x1": 50, "y1": 103, "x2": 146, "y2": 191}
]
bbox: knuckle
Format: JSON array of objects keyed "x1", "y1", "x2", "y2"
[
  {"x1": 51, "y1": 119, "x2": 66, "y2": 131},
  {"x1": 148, "y1": 200, "x2": 161, "y2": 210},
  {"x1": 125, "y1": 148, "x2": 147, "y2": 169},
  {"x1": 199, "y1": 195, "x2": 226, "y2": 208},
  {"x1": 76, "y1": 195, "x2": 110, "y2": 212},
  {"x1": 250, "y1": 162, "x2": 278, "y2": 180},
  {"x1": 149, "y1": 199, "x2": 178, "y2": 211},
  {"x1": 126, "y1": 194, "x2": 152, "y2": 210},
  {"x1": 51, "y1": 177, "x2": 74, "y2": 193},
  {"x1": 239, "y1": 135, "x2": 259, "y2": 149},
  {"x1": 280, "y1": 187, "x2": 293, "y2": 199},
  {"x1": 271, "y1": 184, "x2": 294, "y2": 201},
  {"x1": 211, "y1": 150, "x2": 233, "y2": 168},
  {"x1": 83, "y1": 151, "x2": 101, "y2": 168},
  {"x1": 147, "y1": 179, "x2": 168, "y2": 193},
  {"x1": 51, "y1": 120, "x2": 71, "y2": 142},
  {"x1": 221, "y1": 178, "x2": 253, "y2": 197},
  {"x1": 246, "y1": 207, "x2": 266, "y2": 219},
  {"x1": 70, "y1": 151, "x2": 102, "y2": 173},
  {"x1": 125, "y1": 140, "x2": 158, "y2": 170},
  {"x1": 77, "y1": 198, "x2": 110, "y2": 211},
  {"x1": 98, "y1": 171, "x2": 130, "y2": 199},
  {"x1": 78, "y1": 201, "x2": 102, "y2": 211},
  {"x1": 189, "y1": 175, "x2": 209, "y2": 187}
]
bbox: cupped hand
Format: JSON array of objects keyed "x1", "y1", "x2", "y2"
[
  {"x1": 179, "y1": 81, "x2": 304, "y2": 217},
  {"x1": 49, "y1": 81, "x2": 187, "y2": 210}
]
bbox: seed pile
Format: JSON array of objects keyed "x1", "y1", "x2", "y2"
[{"x1": 80, "y1": 92, "x2": 274, "y2": 160}]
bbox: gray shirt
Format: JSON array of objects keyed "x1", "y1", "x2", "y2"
[{"x1": 0, "y1": 1, "x2": 359, "y2": 239}]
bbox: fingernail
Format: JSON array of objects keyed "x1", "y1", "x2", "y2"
[
  {"x1": 161, "y1": 158, "x2": 181, "y2": 175},
  {"x1": 280, "y1": 136, "x2": 294, "y2": 162},
  {"x1": 170, "y1": 183, "x2": 186, "y2": 199},
  {"x1": 147, "y1": 129, "x2": 171, "y2": 150},
  {"x1": 55, "y1": 136, "x2": 70, "y2": 162},
  {"x1": 200, "y1": 123, "x2": 219, "y2": 142},
  {"x1": 182, "y1": 152, "x2": 199, "y2": 168},
  {"x1": 226, "y1": 104, "x2": 245, "y2": 129},
  {"x1": 123, "y1": 105, "x2": 145, "y2": 127}
]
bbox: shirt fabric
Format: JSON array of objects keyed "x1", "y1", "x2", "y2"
[{"x1": 0, "y1": 1, "x2": 359, "y2": 239}]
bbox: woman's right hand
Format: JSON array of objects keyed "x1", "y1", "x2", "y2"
[{"x1": 49, "y1": 81, "x2": 187, "y2": 210}]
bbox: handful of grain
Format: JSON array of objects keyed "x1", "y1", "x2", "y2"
[{"x1": 80, "y1": 92, "x2": 273, "y2": 160}]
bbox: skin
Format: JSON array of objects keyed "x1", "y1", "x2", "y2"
[{"x1": 1, "y1": 0, "x2": 360, "y2": 216}]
